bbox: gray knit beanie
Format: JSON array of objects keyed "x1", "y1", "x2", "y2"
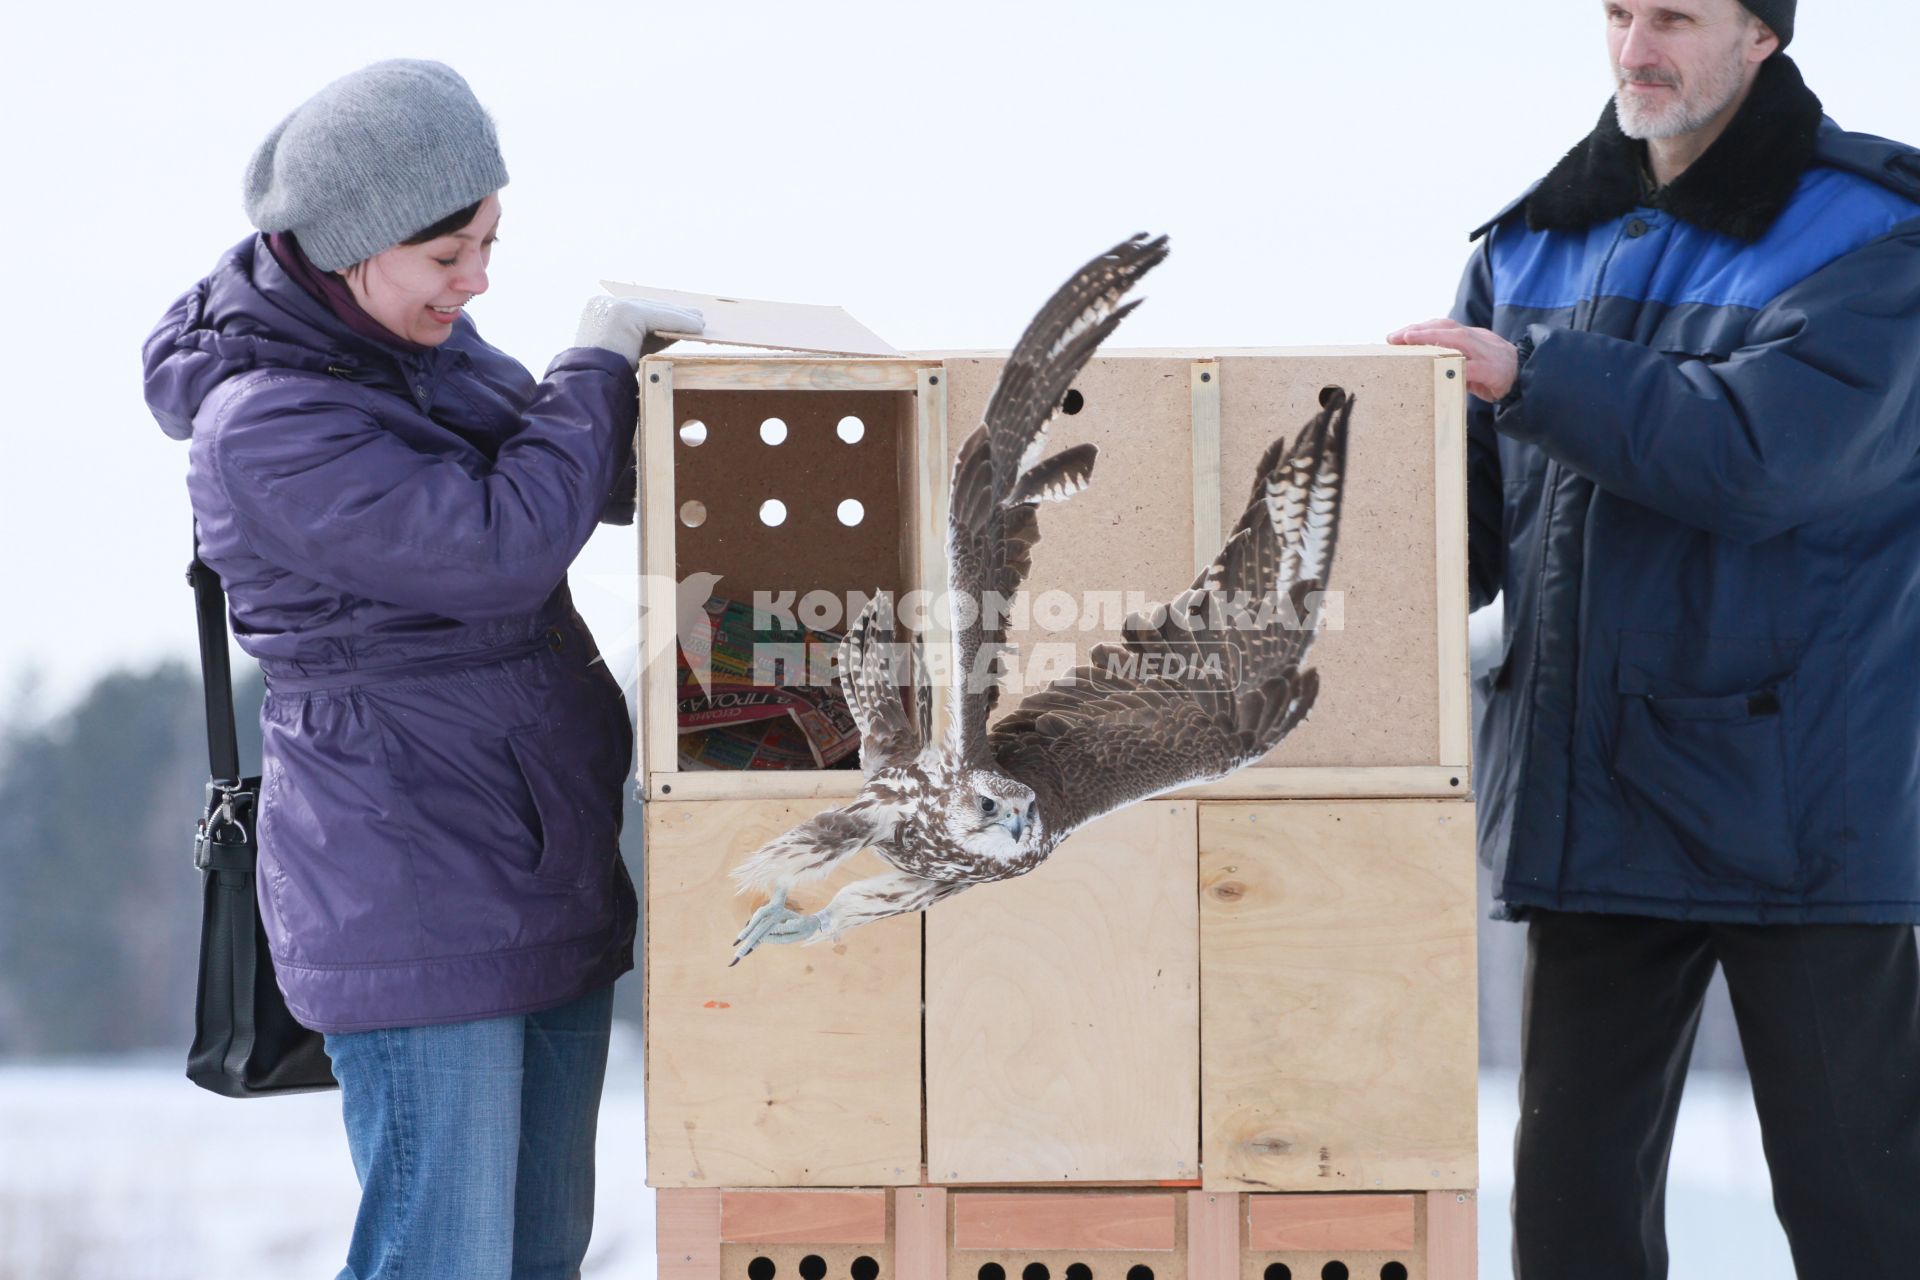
[
  {"x1": 243, "y1": 59, "x2": 509, "y2": 271},
  {"x1": 1742, "y1": 0, "x2": 1795, "y2": 49}
]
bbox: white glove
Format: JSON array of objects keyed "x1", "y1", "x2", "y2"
[{"x1": 574, "y1": 296, "x2": 705, "y2": 365}]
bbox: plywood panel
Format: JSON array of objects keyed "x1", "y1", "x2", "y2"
[
  {"x1": 926, "y1": 803, "x2": 1200, "y2": 1183},
  {"x1": 952, "y1": 1193, "x2": 1178, "y2": 1251},
  {"x1": 1199, "y1": 801, "x2": 1477, "y2": 1191},
  {"x1": 645, "y1": 799, "x2": 922, "y2": 1187},
  {"x1": 721, "y1": 1190, "x2": 890, "y2": 1244},
  {"x1": 1216, "y1": 353, "x2": 1443, "y2": 769}
]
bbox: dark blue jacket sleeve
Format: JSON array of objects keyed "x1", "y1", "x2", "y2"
[
  {"x1": 1451, "y1": 235, "x2": 1506, "y2": 611},
  {"x1": 1494, "y1": 223, "x2": 1920, "y2": 544}
]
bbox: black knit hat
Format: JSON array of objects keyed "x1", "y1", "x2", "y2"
[{"x1": 1742, "y1": 0, "x2": 1795, "y2": 50}]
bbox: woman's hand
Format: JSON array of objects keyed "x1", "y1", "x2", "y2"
[
  {"x1": 1388, "y1": 318, "x2": 1519, "y2": 403},
  {"x1": 575, "y1": 296, "x2": 706, "y2": 366}
]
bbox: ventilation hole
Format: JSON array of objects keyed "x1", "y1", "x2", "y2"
[
  {"x1": 837, "y1": 499, "x2": 865, "y2": 527},
  {"x1": 759, "y1": 499, "x2": 788, "y2": 527},
  {"x1": 1061, "y1": 389, "x2": 1085, "y2": 415},
  {"x1": 678, "y1": 419, "x2": 708, "y2": 447},
  {"x1": 1321, "y1": 1265, "x2": 1349, "y2": 1280},
  {"x1": 837, "y1": 415, "x2": 866, "y2": 444},
  {"x1": 1065, "y1": 1266, "x2": 1093, "y2": 1280},
  {"x1": 1126, "y1": 1267, "x2": 1154, "y2": 1280},
  {"x1": 1022, "y1": 1265, "x2": 1050, "y2": 1280},
  {"x1": 851, "y1": 1258, "x2": 880, "y2": 1280},
  {"x1": 978, "y1": 1267, "x2": 1006, "y2": 1280},
  {"x1": 798, "y1": 1257, "x2": 827, "y2": 1280},
  {"x1": 747, "y1": 1259, "x2": 776, "y2": 1280},
  {"x1": 1318, "y1": 385, "x2": 1347, "y2": 410},
  {"x1": 1379, "y1": 1266, "x2": 1408, "y2": 1280},
  {"x1": 679, "y1": 500, "x2": 707, "y2": 529},
  {"x1": 759, "y1": 417, "x2": 789, "y2": 446},
  {"x1": 1263, "y1": 1267, "x2": 1293, "y2": 1280}
]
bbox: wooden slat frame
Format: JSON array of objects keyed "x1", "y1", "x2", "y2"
[
  {"x1": 1432, "y1": 355, "x2": 1472, "y2": 775},
  {"x1": 1425, "y1": 1191, "x2": 1477, "y2": 1280},
  {"x1": 657, "y1": 1188, "x2": 723, "y2": 1280},
  {"x1": 1246, "y1": 1194, "x2": 1418, "y2": 1252},
  {"x1": 1190, "y1": 360, "x2": 1223, "y2": 576},
  {"x1": 720, "y1": 1190, "x2": 890, "y2": 1244},
  {"x1": 641, "y1": 360, "x2": 679, "y2": 792},
  {"x1": 894, "y1": 1188, "x2": 950, "y2": 1280},
  {"x1": 1185, "y1": 1191, "x2": 1241, "y2": 1280},
  {"x1": 951, "y1": 1193, "x2": 1179, "y2": 1252}
]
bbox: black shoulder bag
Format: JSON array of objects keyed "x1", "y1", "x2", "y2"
[{"x1": 186, "y1": 528, "x2": 337, "y2": 1097}]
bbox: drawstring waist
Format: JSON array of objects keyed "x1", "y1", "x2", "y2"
[{"x1": 262, "y1": 629, "x2": 561, "y2": 695}]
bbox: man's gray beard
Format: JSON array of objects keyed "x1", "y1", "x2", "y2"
[{"x1": 1613, "y1": 47, "x2": 1747, "y2": 141}]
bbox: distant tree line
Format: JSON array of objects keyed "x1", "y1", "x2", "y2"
[{"x1": 0, "y1": 662, "x2": 647, "y2": 1058}]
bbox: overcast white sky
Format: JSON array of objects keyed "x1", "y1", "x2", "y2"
[{"x1": 4, "y1": 0, "x2": 1917, "y2": 717}]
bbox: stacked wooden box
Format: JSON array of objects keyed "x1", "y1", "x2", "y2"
[{"x1": 637, "y1": 347, "x2": 1477, "y2": 1280}]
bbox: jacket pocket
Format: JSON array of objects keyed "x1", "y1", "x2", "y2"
[
  {"x1": 1612, "y1": 632, "x2": 1802, "y2": 890},
  {"x1": 506, "y1": 726, "x2": 617, "y2": 890}
]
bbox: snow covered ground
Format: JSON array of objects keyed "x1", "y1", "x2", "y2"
[{"x1": 0, "y1": 1040, "x2": 1794, "y2": 1279}]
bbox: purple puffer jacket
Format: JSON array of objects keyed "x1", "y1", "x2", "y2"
[{"x1": 143, "y1": 235, "x2": 638, "y2": 1033}]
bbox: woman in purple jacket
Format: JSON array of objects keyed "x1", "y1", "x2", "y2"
[{"x1": 142, "y1": 59, "x2": 698, "y2": 1279}]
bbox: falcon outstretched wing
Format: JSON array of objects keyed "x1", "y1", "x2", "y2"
[
  {"x1": 989, "y1": 392, "x2": 1353, "y2": 839},
  {"x1": 946, "y1": 232, "x2": 1171, "y2": 766}
]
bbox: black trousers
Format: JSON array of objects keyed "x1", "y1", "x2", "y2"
[{"x1": 1513, "y1": 910, "x2": 1920, "y2": 1279}]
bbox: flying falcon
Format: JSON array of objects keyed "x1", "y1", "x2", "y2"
[{"x1": 730, "y1": 233, "x2": 1350, "y2": 963}]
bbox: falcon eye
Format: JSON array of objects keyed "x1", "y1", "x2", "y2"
[{"x1": 979, "y1": 796, "x2": 998, "y2": 816}]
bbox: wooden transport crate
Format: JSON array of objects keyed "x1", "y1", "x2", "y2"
[
  {"x1": 636, "y1": 346, "x2": 1477, "y2": 1277},
  {"x1": 637, "y1": 348, "x2": 1469, "y2": 804}
]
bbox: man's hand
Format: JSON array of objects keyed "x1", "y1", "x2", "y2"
[{"x1": 1388, "y1": 318, "x2": 1520, "y2": 403}]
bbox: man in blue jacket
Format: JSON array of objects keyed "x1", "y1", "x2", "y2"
[{"x1": 1391, "y1": 1, "x2": 1920, "y2": 1274}]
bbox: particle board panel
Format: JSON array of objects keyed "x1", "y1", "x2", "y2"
[
  {"x1": 1215, "y1": 352, "x2": 1445, "y2": 771},
  {"x1": 941, "y1": 354, "x2": 1197, "y2": 702},
  {"x1": 644, "y1": 799, "x2": 922, "y2": 1187},
  {"x1": 941, "y1": 349, "x2": 1461, "y2": 781},
  {"x1": 670, "y1": 387, "x2": 914, "y2": 607},
  {"x1": 722, "y1": 1242, "x2": 893, "y2": 1280},
  {"x1": 926, "y1": 803, "x2": 1200, "y2": 1184},
  {"x1": 952, "y1": 1193, "x2": 1179, "y2": 1251},
  {"x1": 1198, "y1": 801, "x2": 1477, "y2": 1192},
  {"x1": 721, "y1": 1190, "x2": 891, "y2": 1244}
]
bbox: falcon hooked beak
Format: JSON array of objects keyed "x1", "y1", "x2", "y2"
[{"x1": 1002, "y1": 810, "x2": 1026, "y2": 842}]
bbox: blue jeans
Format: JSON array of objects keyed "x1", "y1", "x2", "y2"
[{"x1": 322, "y1": 985, "x2": 615, "y2": 1280}]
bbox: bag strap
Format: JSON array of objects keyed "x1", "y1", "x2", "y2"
[{"x1": 188, "y1": 522, "x2": 242, "y2": 786}]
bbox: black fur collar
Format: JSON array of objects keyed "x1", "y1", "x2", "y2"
[{"x1": 1526, "y1": 55, "x2": 1824, "y2": 242}]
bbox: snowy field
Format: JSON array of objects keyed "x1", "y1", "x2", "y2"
[{"x1": 0, "y1": 1038, "x2": 1794, "y2": 1279}]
